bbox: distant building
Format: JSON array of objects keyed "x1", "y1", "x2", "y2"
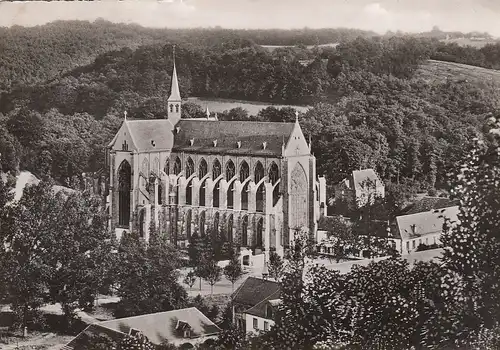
[
  {"x1": 63, "y1": 307, "x2": 220, "y2": 349},
  {"x1": 334, "y1": 169, "x2": 385, "y2": 211},
  {"x1": 393, "y1": 206, "x2": 459, "y2": 255},
  {"x1": 232, "y1": 276, "x2": 280, "y2": 332}
]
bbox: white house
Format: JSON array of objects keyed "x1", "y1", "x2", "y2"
[
  {"x1": 244, "y1": 296, "x2": 281, "y2": 335},
  {"x1": 393, "y1": 206, "x2": 459, "y2": 255}
]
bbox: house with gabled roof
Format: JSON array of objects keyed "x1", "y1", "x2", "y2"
[
  {"x1": 62, "y1": 307, "x2": 220, "y2": 349},
  {"x1": 231, "y1": 276, "x2": 281, "y2": 331},
  {"x1": 333, "y1": 169, "x2": 385, "y2": 213},
  {"x1": 107, "y1": 50, "x2": 327, "y2": 265},
  {"x1": 393, "y1": 206, "x2": 459, "y2": 254}
]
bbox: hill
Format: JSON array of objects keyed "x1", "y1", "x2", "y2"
[
  {"x1": 416, "y1": 59, "x2": 500, "y2": 93},
  {"x1": 0, "y1": 20, "x2": 374, "y2": 94}
]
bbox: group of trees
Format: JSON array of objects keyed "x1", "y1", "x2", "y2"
[
  {"x1": 1, "y1": 24, "x2": 500, "y2": 196},
  {"x1": 0, "y1": 180, "x2": 113, "y2": 330},
  {"x1": 186, "y1": 230, "x2": 245, "y2": 295},
  {"x1": 222, "y1": 116, "x2": 500, "y2": 350}
]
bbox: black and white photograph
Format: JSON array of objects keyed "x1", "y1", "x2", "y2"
[{"x1": 0, "y1": 0, "x2": 500, "y2": 349}]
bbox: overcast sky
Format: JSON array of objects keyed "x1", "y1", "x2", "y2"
[{"x1": 0, "y1": 0, "x2": 499, "y2": 36}]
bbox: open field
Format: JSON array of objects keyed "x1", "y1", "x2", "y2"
[
  {"x1": 439, "y1": 38, "x2": 499, "y2": 48},
  {"x1": 416, "y1": 59, "x2": 500, "y2": 91},
  {"x1": 186, "y1": 97, "x2": 311, "y2": 116},
  {"x1": 260, "y1": 42, "x2": 340, "y2": 51}
]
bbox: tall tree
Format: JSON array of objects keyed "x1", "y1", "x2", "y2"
[{"x1": 223, "y1": 249, "x2": 244, "y2": 292}]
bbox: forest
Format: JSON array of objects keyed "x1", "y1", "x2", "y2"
[{"x1": 1, "y1": 20, "x2": 500, "y2": 200}]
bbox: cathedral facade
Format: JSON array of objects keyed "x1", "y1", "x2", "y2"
[{"x1": 107, "y1": 59, "x2": 327, "y2": 264}]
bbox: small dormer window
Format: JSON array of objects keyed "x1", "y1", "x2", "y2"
[
  {"x1": 151, "y1": 140, "x2": 156, "y2": 147},
  {"x1": 189, "y1": 139, "x2": 194, "y2": 146},
  {"x1": 176, "y1": 126, "x2": 181, "y2": 133},
  {"x1": 262, "y1": 141, "x2": 267, "y2": 150},
  {"x1": 213, "y1": 140, "x2": 218, "y2": 147},
  {"x1": 237, "y1": 141, "x2": 241, "y2": 148}
]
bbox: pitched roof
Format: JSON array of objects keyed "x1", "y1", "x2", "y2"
[
  {"x1": 64, "y1": 307, "x2": 220, "y2": 348},
  {"x1": 315, "y1": 248, "x2": 444, "y2": 275},
  {"x1": 244, "y1": 291, "x2": 281, "y2": 318},
  {"x1": 63, "y1": 323, "x2": 126, "y2": 349},
  {"x1": 173, "y1": 120, "x2": 294, "y2": 156},
  {"x1": 232, "y1": 277, "x2": 281, "y2": 307},
  {"x1": 396, "y1": 206, "x2": 460, "y2": 240},
  {"x1": 399, "y1": 196, "x2": 460, "y2": 216},
  {"x1": 168, "y1": 62, "x2": 181, "y2": 101},
  {"x1": 98, "y1": 307, "x2": 220, "y2": 344},
  {"x1": 352, "y1": 169, "x2": 381, "y2": 191},
  {"x1": 126, "y1": 119, "x2": 174, "y2": 151}
]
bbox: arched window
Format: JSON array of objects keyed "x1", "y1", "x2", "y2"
[
  {"x1": 199, "y1": 211, "x2": 206, "y2": 236},
  {"x1": 241, "y1": 182, "x2": 249, "y2": 211},
  {"x1": 213, "y1": 179, "x2": 220, "y2": 208},
  {"x1": 227, "y1": 181, "x2": 234, "y2": 209},
  {"x1": 254, "y1": 162, "x2": 264, "y2": 183},
  {"x1": 227, "y1": 215, "x2": 234, "y2": 243},
  {"x1": 212, "y1": 159, "x2": 222, "y2": 179},
  {"x1": 290, "y1": 164, "x2": 308, "y2": 230},
  {"x1": 226, "y1": 160, "x2": 235, "y2": 209},
  {"x1": 142, "y1": 158, "x2": 149, "y2": 177},
  {"x1": 158, "y1": 182, "x2": 163, "y2": 205},
  {"x1": 164, "y1": 158, "x2": 170, "y2": 175},
  {"x1": 256, "y1": 183, "x2": 265, "y2": 212},
  {"x1": 199, "y1": 158, "x2": 208, "y2": 178},
  {"x1": 174, "y1": 157, "x2": 182, "y2": 175},
  {"x1": 199, "y1": 180, "x2": 206, "y2": 206},
  {"x1": 118, "y1": 161, "x2": 132, "y2": 227},
  {"x1": 242, "y1": 216, "x2": 248, "y2": 246},
  {"x1": 186, "y1": 179, "x2": 193, "y2": 205},
  {"x1": 186, "y1": 210, "x2": 192, "y2": 240},
  {"x1": 152, "y1": 158, "x2": 159, "y2": 176},
  {"x1": 256, "y1": 217, "x2": 263, "y2": 248},
  {"x1": 239, "y1": 161, "x2": 250, "y2": 182},
  {"x1": 186, "y1": 157, "x2": 194, "y2": 178},
  {"x1": 169, "y1": 104, "x2": 173, "y2": 113},
  {"x1": 226, "y1": 160, "x2": 235, "y2": 180},
  {"x1": 213, "y1": 212, "x2": 220, "y2": 238},
  {"x1": 139, "y1": 208, "x2": 146, "y2": 238},
  {"x1": 268, "y1": 162, "x2": 279, "y2": 185},
  {"x1": 175, "y1": 104, "x2": 180, "y2": 113}
]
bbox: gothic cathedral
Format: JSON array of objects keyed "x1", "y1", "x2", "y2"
[{"x1": 107, "y1": 55, "x2": 327, "y2": 266}]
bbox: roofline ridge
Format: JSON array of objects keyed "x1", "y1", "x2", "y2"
[{"x1": 99, "y1": 306, "x2": 203, "y2": 324}]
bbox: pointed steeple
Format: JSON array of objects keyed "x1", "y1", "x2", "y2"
[
  {"x1": 205, "y1": 106, "x2": 210, "y2": 119},
  {"x1": 124, "y1": 110, "x2": 128, "y2": 121},
  {"x1": 168, "y1": 45, "x2": 181, "y2": 101},
  {"x1": 295, "y1": 110, "x2": 299, "y2": 124}
]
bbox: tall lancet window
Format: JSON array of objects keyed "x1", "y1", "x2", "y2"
[
  {"x1": 290, "y1": 163, "x2": 308, "y2": 230},
  {"x1": 118, "y1": 160, "x2": 132, "y2": 227}
]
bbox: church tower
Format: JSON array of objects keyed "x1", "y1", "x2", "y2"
[{"x1": 167, "y1": 46, "x2": 182, "y2": 125}]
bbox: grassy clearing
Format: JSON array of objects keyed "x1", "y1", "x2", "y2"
[
  {"x1": 186, "y1": 97, "x2": 310, "y2": 116},
  {"x1": 416, "y1": 59, "x2": 500, "y2": 91}
]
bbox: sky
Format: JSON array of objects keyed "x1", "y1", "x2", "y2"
[{"x1": 0, "y1": 0, "x2": 499, "y2": 37}]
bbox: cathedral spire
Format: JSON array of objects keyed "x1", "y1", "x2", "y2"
[
  {"x1": 295, "y1": 110, "x2": 299, "y2": 124},
  {"x1": 206, "y1": 106, "x2": 210, "y2": 119},
  {"x1": 168, "y1": 45, "x2": 181, "y2": 101}
]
